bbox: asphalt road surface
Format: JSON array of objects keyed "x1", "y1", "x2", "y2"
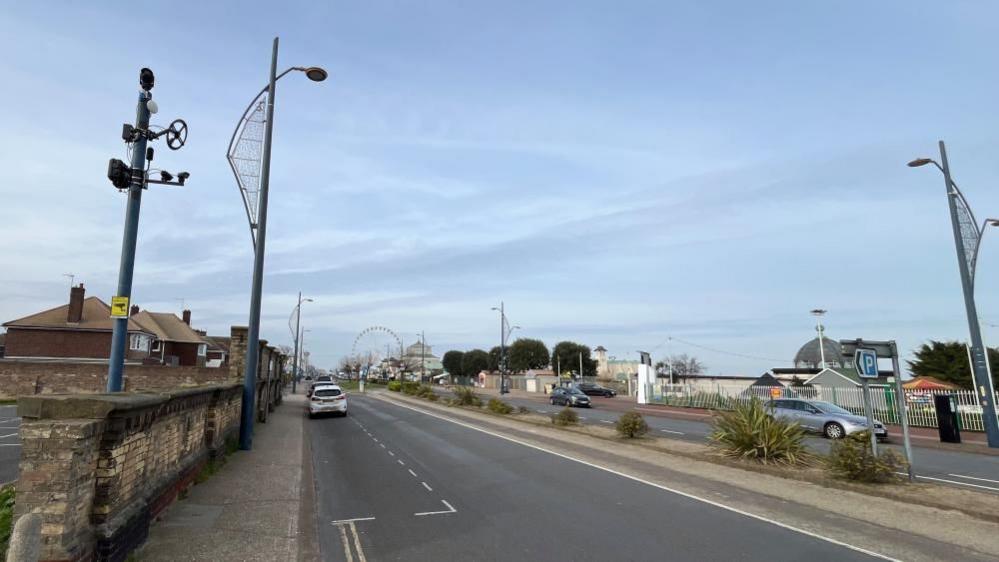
[
  {"x1": 0, "y1": 405, "x2": 21, "y2": 485},
  {"x1": 308, "y1": 394, "x2": 892, "y2": 562},
  {"x1": 485, "y1": 391, "x2": 999, "y2": 495}
]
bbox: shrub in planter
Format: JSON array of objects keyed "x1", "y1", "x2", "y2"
[
  {"x1": 451, "y1": 386, "x2": 483, "y2": 407},
  {"x1": 401, "y1": 382, "x2": 420, "y2": 395},
  {"x1": 827, "y1": 431, "x2": 906, "y2": 483},
  {"x1": 709, "y1": 398, "x2": 813, "y2": 466},
  {"x1": 615, "y1": 412, "x2": 649, "y2": 438},
  {"x1": 487, "y1": 398, "x2": 514, "y2": 415},
  {"x1": 426, "y1": 392, "x2": 439, "y2": 402},
  {"x1": 552, "y1": 407, "x2": 579, "y2": 426},
  {"x1": 387, "y1": 381, "x2": 402, "y2": 392},
  {"x1": 415, "y1": 384, "x2": 434, "y2": 398}
]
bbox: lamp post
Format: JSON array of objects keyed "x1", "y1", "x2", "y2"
[
  {"x1": 810, "y1": 309, "x2": 828, "y2": 369},
  {"x1": 491, "y1": 303, "x2": 518, "y2": 394},
  {"x1": 289, "y1": 293, "x2": 313, "y2": 394},
  {"x1": 228, "y1": 37, "x2": 327, "y2": 450},
  {"x1": 909, "y1": 141, "x2": 999, "y2": 448}
]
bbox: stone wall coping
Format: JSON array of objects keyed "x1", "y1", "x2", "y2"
[{"x1": 17, "y1": 383, "x2": 241, "y2": 420}]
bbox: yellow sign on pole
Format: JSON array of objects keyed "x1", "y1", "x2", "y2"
[
  {"x1": 110, "y1": 296, "x2": 130, "y2": 318},
  {"x1": 770, "y1": 387, "x2": 782, "y2": 399}
]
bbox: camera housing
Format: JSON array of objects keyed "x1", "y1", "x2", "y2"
[{"x1": 139, "y1": 68, "x2": 155, "y2": 91}]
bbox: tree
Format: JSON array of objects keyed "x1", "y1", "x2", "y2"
[
  {"x1": 488, "y1": 346, "x2": 503, "y2": 372},
  {"x1": 907, "y1": 340, "x2": 999, "y2": 389},
  {"x1": 654, "y1": 354, "x2": 705, "y2": 380},
  {"x1": 442, "y1": 350, "x2": 465, "y2": 379},
  {"x1": 551, "y1": 341, "x2": 598, "y2": 378},
  {"x1": 508, "y1": 338, "x2": 550, "y2": 372},
  {"x1": 461, "y1": 349, "x2": 490, "y2": 380}
]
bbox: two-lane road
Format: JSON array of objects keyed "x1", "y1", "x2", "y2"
[
  {"x1": 308, "y1": 394, "x2": 912, "y2": 561},
  {"x1": 0, "y1": 405, "x2": 21, "y2": 485}
]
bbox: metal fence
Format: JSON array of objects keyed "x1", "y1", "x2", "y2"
[{"x1": 650, "y1": 383, "x2": 996, "y2": 432}]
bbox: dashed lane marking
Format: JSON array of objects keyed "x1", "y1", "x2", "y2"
[
  {"x1": 660, "y1": 429, "x2": 685, "y2": 435},
  {"x1": 421, "y1": 481, "x2": 433, "y2": 492},
  {"x1": 408, "y1": 468, "x2": 418, "y2": 478},
  {"x1": 388, "y1": 451, "x2": 395, "y2": 456},
  {"x1": 397, "y1": 459, "x2": 405, "y2": 466}
]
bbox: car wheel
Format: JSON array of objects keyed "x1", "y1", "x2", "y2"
[
  {"x1": 824, "y1": 422, "x2": 845, "y2": 439},
  {"x1": 550, "y1": 398, "x2": 556, "y2": 405}
]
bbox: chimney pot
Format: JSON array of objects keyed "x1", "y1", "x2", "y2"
[
  {"x1": 67, "y1": 284, "x2": 85, "y2": 323},
  {"x1": 182, "y1": 309, "x2": 191, "y2": 325},
  {"x1": 130, "y1": 305, "x2": 140, "y2": 316}
]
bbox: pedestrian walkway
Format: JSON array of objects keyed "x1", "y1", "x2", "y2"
[{"x1": 138, "y1": 390, "x2": 316, "y2": 561}]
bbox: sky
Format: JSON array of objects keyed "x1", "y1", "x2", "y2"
[{"x1": 4, "y1": 1, "x2": 999, "y2": 375}]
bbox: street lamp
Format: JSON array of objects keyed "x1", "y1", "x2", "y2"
[
  {"x1": 228, "y1": 37, "x2": 326, "y2": 450},
  {"x1": 909, "y1": 140, "x2": 999, "y2": 448},
  {"x1": 810, "y1": 309, "x2": 827, "y2": 369},
  {"x1": 491, "y1": 303, "x2": 518, "y2": 394},
  {"x1": 289, "y1": 293, "x2": 313, "y2": 394}
]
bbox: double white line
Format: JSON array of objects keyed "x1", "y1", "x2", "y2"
[{"x1": 332, "y1": 519, "x2": 372, "y2": 562}]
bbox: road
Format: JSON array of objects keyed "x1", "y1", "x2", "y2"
[
  {"x1": 309, "y1": 394, "x2": 909, "y2": 561},
  {"x1": 0, "y1": 404, "x2": 21, "y2": 485},
  {"x1": 481, "y1": 391, "x2": 999, "y2": 494}
]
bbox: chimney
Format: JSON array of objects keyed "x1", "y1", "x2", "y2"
[
  {"x1": 130, "y1": 305, "x2": 140, "y2": 316},
  {"x1": 67, "y1": 284, "x2": 85, "y2": 323},
  {"x1": 182, "y1": 309, "x2": 191, "y2": 325}
]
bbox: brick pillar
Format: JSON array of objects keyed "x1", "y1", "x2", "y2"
[
  {"x1": 15, "y1": 419, "x2": 102, "y2": 562},
  {"x1": 256, "y1": 342, "x2": 270, "y2": 423},
  {"x1": 229, "y1": 326, "x2": 248, "y2": 382}
]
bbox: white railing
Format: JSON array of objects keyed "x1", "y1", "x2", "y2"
[{"x1": 651, "y1": 383, "x2": 996, "y2": 432}]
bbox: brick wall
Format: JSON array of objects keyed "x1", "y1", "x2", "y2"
[
  {"x1": 5, "y1": 328, "x2": 149, "y2": 361},
  {"x1": 15, "y1": 384, "x2": 244, "y2": 562},
  {"x1": 0, "y1": 361, "x2": 235, "y2": 400}
]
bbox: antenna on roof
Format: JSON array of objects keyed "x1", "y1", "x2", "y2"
[
  {"x1": 63, "y1": 273, "x2": 75, "y2": 288},
  {"x1": 175, "y1": 297, "x2": 185, "y2": 311}
]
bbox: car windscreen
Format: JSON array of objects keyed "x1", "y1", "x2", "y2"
[
  {"x1": 811, "y1": 401, "x2": 852, "y2": 415},
  {"x1": 314, "y1": 388, "x2": 342, "y2": 397},
  {"x1": 569, "y1": 388, "x2": 586, "y2": 395}
]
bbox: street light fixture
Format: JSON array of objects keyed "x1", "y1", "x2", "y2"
[
  {"x1": 909, "y1": 140, "x2": 999, "y2": 448},
  {"x1": 289, "y1": 293, "x2": 314, "y2": 394},
  {"x1": 228, "y1": 37, "x2": 326, "y2": 451},
  {"x1": 492, "y1": 303, "x2": 517, "y2": 394}
]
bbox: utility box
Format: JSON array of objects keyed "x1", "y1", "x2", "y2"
[{"x1": 934, "y1": 393, "x2": 961, "y2": 443}]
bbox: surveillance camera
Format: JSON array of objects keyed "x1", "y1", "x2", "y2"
[
  {"x1": 159, "y1": 170, "x2": 174, "y2": 182},
  {"x1": 177, "y1": 171, "x2": 190, "y2": 185},
  {"x1": 146, "y1": 99, "x2": 158, "y2": 114},
  {"x1": 139, "y1": 67, "x2": 155, "y2": 91}
]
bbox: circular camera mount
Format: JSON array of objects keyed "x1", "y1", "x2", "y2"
[{"x1": 166, "y1": 119, "x2": 188, "y2": 150}]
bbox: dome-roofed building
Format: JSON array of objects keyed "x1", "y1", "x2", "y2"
[{"x1": 793, "y1": 337, "x2": 846, "y2": 369}]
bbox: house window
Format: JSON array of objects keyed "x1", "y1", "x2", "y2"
[
  {"x1": 129, "y1": 334, "x2": 150, "y2": 352},
  {"x1": 198, "y1": 344, "x2": 207, "y2": 357},
  {"x1": 151, "y1": 340, "x2": 161, "y2": 352}
]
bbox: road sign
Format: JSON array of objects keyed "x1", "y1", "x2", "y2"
[
  {"x1": 770, "y1": 387, "x2": 781, "y2": 399},
  {"x1": 110, "y1": 296, "x2": 130, "y2": 318},
  {"x1": 854, "y1": 348, "x2": 879, "y2": 379}
]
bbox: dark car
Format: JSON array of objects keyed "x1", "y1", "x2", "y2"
[
  {"x1": 550, "y1": 387, "x2": 591, "y2": 408},
  {"x1": 576, "y1": 383, "x2": 617, "y2": 397}
]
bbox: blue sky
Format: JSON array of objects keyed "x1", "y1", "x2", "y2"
[{"x1": 4, "y1": 1, "x2": 999, "y2": 374}]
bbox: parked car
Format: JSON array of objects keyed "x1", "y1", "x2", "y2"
[
  {"x1": 770, "y1": 399, "x2": 888, "y2": 441},
  {"x1": 576, "y1": 383, "x2": 617, "y2": 397},
  {"x1": 308, "y1": 375, "x2": 334, "y2": 397},
  {"x1": 550, "y1": 387, "x2": 591, "y2": 408},
  {"x1": 307, "y1": 384, "x2": 347, "y2": 418}
]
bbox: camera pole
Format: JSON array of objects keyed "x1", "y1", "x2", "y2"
[{"x1": 107, "y1": 73, "x2": 152, "y2": 392}]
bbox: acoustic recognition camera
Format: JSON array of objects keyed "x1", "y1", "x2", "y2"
[{"x1": 139, "y1": 67, "x2": 155, "y2": 91}]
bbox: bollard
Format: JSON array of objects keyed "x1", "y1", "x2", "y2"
[{"x1": 6, "y1": 513, "x2": 42, "y2": 562}]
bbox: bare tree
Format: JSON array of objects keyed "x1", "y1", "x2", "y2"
[{"x1": 655, "y1": 354, "x2": 705, "y2": 380}]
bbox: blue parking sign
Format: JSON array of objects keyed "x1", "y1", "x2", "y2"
[{"x1": 854, "y1": 348, "x2": 879, "y2": 378}]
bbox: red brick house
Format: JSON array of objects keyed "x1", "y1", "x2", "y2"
[
  {"x1": 2, "y1": 284, "x2": 156, "y2": 361},
  {"x1": 131, "y1": 308, "x2": 208, "y2": 367}
]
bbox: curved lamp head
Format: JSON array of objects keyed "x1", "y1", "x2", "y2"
[
  {"x1": 907, "y1": 158, "x2": 935, "y2": 168},
  {"x1": 303, "y1": 67, "x2": 328, "y2": 82}
]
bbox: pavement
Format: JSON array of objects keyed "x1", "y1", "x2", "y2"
[
  {"x1": 0, "y1": 404, "x2": 21, "y2": 485},
  {"x1": 138, "y1": 389, "x2": 318, "y2": 562},
  {"x1": 467, "y1": 387, "x2": 999, "y2": 494},
  {"x1": 309, "y1": 391, "x2": 996, "y2": 561}
]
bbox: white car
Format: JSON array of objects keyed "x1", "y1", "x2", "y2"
[{"x1": 307, "y1": 384, "x2": 347, "y2": 418}]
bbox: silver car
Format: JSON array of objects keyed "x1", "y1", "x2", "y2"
[{"x1": 770, "y1": 399, "x2": 888, "y2": 441}]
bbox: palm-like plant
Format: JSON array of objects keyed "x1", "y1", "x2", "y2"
[{"x1": 710, "y1": 398, "x2": 814, "y2": 465}]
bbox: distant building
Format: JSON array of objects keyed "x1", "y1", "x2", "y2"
[
  {"x1": 402, "y1": 341, "x2": 443, "y2": 376},
  {"x1": 593, "y1": 346, "x2": 639, "y2": 380},
  {"x1": 130, "y1": 308, "x2": 208, "y2": 367},
  {"x1": 0, "y1": 331, "x2": 6, "y2": 358}
]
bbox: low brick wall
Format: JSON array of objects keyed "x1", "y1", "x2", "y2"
[
  {"x1": 0, "y1": 361, "x2": 235, "y2": 400},
  {"x1": 15, "y1": 384, "x2": 243, "y2": 562}
]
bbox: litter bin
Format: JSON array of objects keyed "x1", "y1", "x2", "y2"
[{"x1": 934, "y1": 393, "x2": 961, "y2": 443}]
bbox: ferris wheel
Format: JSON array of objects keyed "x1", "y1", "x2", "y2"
[{"x1": 350, "y1": 326, "x2": 404, "y2": 375}]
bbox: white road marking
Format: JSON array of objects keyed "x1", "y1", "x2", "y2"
[
  {"x1": 408, "y1": 468, "x2": 418, "y2": 478},
  {"x1": 349, "y1": 521, "x2": 367, "y2": 562},
  {"x1": 421, "y1": 481, "x2": 433, "y2": 492},
  {"x1": 388, "y1": 451, "x2": 395, "y2": 456},
  {"x1": 0, "y1": 433, "x2": 17, "y2": 439},
  {"x1": 660, "y1": 429, "x2": 685, "y2": 435},
  {"x1": 536, "y1": 410, "x2": 547, "y2": 414},
  {"x1": 397, "y1": 459, "x2": 405, "y2": 466},
  {"x1": 372, "y1": 438, "x2": 379, "y2": 443},
  {"x1": 600, "y1": 420, "x2": 613, "y2": 424},
  {"x1": 384, "y1": 397, "x2": 900, "y2": 561},
  {"x1": 578, "y1": 417, "x2": 587, "y2": 420},
  {"x1": 947, "y1": 473, "x2": 999, "y2": 485},
  {"x1": 0, "y1": 444, "x2": 21, "y2": 447},
  {"x1": 331, "y1": 517, "x2": 376, "y2": 524},
  {"x1": 338, "y1": 525, "x2": 353, "y2": 562},
  {"x1": 379, "y1": 443, "x2": 386, "y2": 449},
  {"x1": 414, "y1": 499, "x2": 458, "y2": 516},
  {"x1": 904, "y1": 473, "x2": 999, "y2": 492}
]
